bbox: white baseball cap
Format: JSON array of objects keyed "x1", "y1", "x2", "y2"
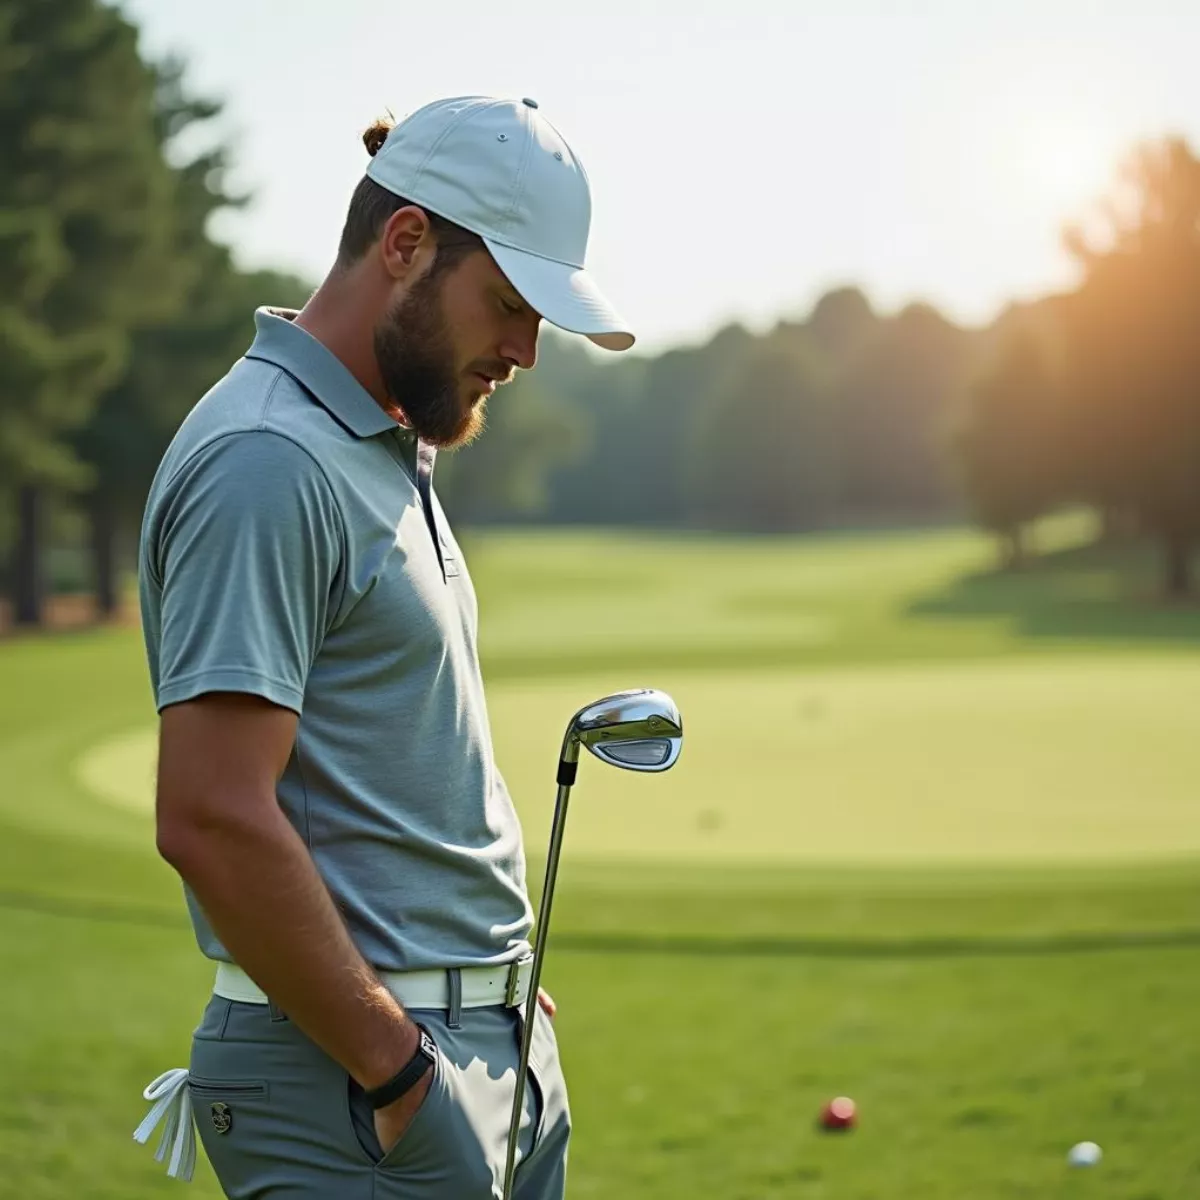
[{"x1": 365, "y1": 95, "x2": 634, "y2": 352}]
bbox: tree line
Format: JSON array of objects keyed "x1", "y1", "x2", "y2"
[
  {"x1": 4, "y1": 0, "x2": 1200, "y2": 630},
  {"x1": 957, "y1": 140, "x2": 1200, "y2": 595},
  {"x1": 445, "y1": 139, "x2": 1200, "y2": 599}
]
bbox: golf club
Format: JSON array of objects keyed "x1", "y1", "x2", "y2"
[{"x1": 501, "y1": 688, "x2": 684, "y2": 1200}]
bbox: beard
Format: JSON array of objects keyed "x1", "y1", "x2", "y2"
[{"x1": 373, "y1": 274, "x2": 487, "y2": 449}]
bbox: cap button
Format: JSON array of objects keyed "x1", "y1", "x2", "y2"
[{"x1": 522, "y1": 97, "x2": 539, "y2": 109}]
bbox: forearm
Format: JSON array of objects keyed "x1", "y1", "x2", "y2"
[{"x1": 161, "y1": 799, "x2": 416, "y2": 1089}]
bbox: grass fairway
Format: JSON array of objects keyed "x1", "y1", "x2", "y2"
[
  {"x1": 80, "y1": 658, "x2": 1200, "y2": 865},
  {"x1": 2, "y1": 520, "x2": 1200, "y2": 1198}
]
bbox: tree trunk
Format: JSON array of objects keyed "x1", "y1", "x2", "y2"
[
  {"x1": 11, "y1": 484, "x2": 46, "y2": 627},
  {"x1": 90, "y1": 491, "x2": 120, "y2": 618},
  {"x1": 1164, "y1": 532, "x2": 1192, "y2": 599},
  {"x1": 1099, "y1": 506, "x2": 1121, "y2": 542},
  {"x1": 998, "y1": 524, "x2": 1026, "y2": 571},
  {"x1": 1100, "y1": 506, "x2": 1137, "y2": 542}
]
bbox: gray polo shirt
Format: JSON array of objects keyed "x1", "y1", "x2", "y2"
[{"x1": 138, "y1": 307, "x2": 532, "y2": 972}]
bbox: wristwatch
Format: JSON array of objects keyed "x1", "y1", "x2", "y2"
[{"x1": 363, "y1": 1025, "x2": 438, "y2": 1111}]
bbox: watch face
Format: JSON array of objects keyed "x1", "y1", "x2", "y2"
[{"x1": 420, "y1": 1029, "x2": 438, "y2": 1059}]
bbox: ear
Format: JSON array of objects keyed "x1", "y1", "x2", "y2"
[{"x1": 378, "y1": 206, "x2": 435, "y2": 281}]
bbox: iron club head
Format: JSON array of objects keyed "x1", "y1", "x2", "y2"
[{"x1": 564, "y1": 688, "x2": 683, "y2": 772}]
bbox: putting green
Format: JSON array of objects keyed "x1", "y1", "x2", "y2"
[
  {"x1": 77, "y1": 726, "x2": 158, "y2": 816},
  {"x1": 76, "y1": 655, "x2": 1200, "y2": 866}
]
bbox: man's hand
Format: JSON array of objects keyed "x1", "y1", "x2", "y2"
[
  {"x1": 372, "y1": 1062, "x2": 435, "y2": 1157},
  {"x1": 372, "y1": 989, "x2": 554, "y2": 1156}
]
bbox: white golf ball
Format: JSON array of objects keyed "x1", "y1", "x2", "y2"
[{"x1": 1067, "y1": 1141, "x2": 1102, "y2": 1167}]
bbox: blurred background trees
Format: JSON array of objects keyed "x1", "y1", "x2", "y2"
[
  {"x1": 0, "y1": 1, "x2": 309, "y2": 626},
  {"x1": 954, "y1": 330, "x2": 1063, "y2": 569},
  {"x1": 1058, "y1": 139, "x2": 1200, "y2": 596},
  {"x1": 4, "y1": 0, "x2": 1200, "y2": 625},
  {"x1": 1, "y1": 0, "x2": 178, "y2": 624}
]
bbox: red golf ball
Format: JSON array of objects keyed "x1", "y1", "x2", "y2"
[{"x1": 819, "y1": 1096, "x2": 857, "y2": 1131}]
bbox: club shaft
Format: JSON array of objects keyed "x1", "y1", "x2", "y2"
[{"x1": 501, "y1": 781, "x2": 573, "y2": 1200}]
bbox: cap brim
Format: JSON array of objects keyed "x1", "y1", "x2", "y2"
[{"x1": 484, "y1": 238, "x2": 635, "y2": 352}]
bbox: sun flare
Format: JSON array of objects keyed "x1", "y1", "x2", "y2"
[{"x1": 1017, "y1": 117, "x2": 1119, "y2": 224}]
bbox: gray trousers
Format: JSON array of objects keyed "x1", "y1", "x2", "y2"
[{"x1": 188, "y1": 993, "x2": 570, "y2": 1198}]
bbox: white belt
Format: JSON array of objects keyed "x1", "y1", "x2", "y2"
[{"x1": 214, "y1": 956, "x2": 535, "y2": 1011}]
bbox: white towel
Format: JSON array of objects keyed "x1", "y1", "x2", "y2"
[{"x1": 133, "y1": 1068, "x2": 196, "y2": 1182}]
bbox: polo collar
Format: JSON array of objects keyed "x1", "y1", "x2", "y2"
[{"x1": 244, "y1": 307, "x2": 406, "y2": 440}]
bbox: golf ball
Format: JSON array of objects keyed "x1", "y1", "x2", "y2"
[
  {"x1": 1067, "y1": 1141, "x2": 1102, "y2": 1167},
  {"x1": 818, "y1": 1096, "x2": 857, "y2": 1131}
]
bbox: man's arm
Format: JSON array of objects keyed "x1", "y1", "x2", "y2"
[
  {"x1": 145, "y1": 432, "x2": 428, "y2": 1147},
  {"x1": 155, "y1": 692, "x2": 420, "y2": 1094}
]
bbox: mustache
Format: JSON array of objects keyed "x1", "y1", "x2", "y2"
[{"x1": 471, "y1": 360, "x2": 516, "y2": 386}]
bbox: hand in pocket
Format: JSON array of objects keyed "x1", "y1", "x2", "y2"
[{"x1": 372, "y1": 1063, "x2": 434, "y2": 1156}]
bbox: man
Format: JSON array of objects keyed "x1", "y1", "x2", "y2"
[{"x1": 133, "y1": 95, "x2": 635, "y2": 1198}]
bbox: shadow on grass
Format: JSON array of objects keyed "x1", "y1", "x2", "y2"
[
  {"x1": 555, "y1": 928, "x2": 1200, "y2": 959},
  {"x1": 4, "y1": 889, "x2": 1198, "y2": 960},
  {"x1": 907, "y1": 537, "x2": 1200, "y2": 644}
]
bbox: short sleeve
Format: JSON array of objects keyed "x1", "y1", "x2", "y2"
[{"x1": 147, "y1": 431, "x2": 343, "y2": 714}]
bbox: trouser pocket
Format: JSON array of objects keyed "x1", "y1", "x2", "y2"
[
  {"x1": 188, "y1": 1077, "x2": 269, "y2": 1138},
  {"x1": 190, "y1": 1000, "x2": 391, "y2": 1197},
  {"x1": 346, "y1": 1049, "x2": 444, "y2": 1169},
  {"x1": 526, "y1": 1007, "x2": 570, "y2": 1148}
]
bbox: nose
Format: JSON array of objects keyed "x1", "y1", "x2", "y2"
[{"x1": 501, "y1": 319, "x2": 541, "y2": 372}]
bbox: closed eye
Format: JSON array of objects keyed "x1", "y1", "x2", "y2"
[{"x1": 499, "y1": 296, "x2": 523, "y2": 316}]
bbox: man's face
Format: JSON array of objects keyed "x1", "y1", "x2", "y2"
[{"x1": 373, "y1": 248, "x2": 542, "y2": 448}]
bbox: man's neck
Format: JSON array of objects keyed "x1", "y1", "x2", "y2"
[{"x1": 294, "y1": 273, "x2": 407, "y2": 424}]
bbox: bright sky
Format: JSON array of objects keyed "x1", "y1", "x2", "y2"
[{"x1": 121, "y1": 0, "x2": 1198, "y2": 354}]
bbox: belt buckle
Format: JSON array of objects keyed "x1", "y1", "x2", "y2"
[{"x1": 504, "y1": 956, "x2": 533, "y2": 1007}]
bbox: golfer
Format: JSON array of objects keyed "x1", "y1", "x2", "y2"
[{"x1": 133, "y1": 95, "x2": 634, "y2": 1198}]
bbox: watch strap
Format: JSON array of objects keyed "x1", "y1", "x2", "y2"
[{"x1": 363, "y1": 1025, "x2": 438, "y2": 1111}]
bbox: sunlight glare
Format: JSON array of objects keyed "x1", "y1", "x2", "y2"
[{"x1": 1018, "y1": 117, "x2": 1118, "y2": 224}]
